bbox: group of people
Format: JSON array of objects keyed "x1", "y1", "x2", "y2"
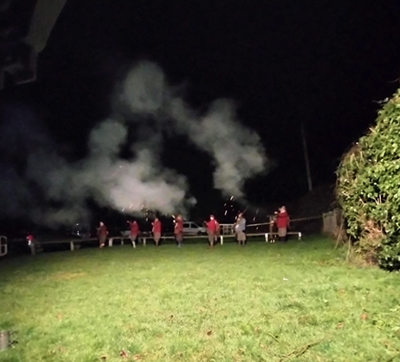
[
  {"x1": 23, "y1": 207, "x2": 290, "y2": 250},
  {"x1": 96, "y1": 206, "x2": 290, "y2": 248}
]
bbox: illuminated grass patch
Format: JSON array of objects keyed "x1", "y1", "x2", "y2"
[{"x1": 1, "y1": 238, "x2": 399, "y2": 361}]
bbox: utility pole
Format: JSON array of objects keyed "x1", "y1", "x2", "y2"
[{"x1": 301, "y1": 123, "x2": 313, "y2": 192}]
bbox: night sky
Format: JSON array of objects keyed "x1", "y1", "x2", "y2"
[{"x1": 3, "y1": 0, "x2": 400, "y2": 219}]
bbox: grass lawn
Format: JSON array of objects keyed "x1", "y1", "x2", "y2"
[{"x1": 1, "y1": 236, "x2": 400, "y2": 362}]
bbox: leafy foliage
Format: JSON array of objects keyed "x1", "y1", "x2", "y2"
[{"x1": 336, "y1": 89, "x2": 400, "y2": 270}]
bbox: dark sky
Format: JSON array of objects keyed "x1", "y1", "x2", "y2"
[{"x1": 3, "y1": 0, "x2": 400, "y2": 209}]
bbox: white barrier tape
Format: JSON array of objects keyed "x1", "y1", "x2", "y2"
[
  {"x1": 287, "y1": 216, "x2": 323, "y2": 223},
  {"x1": 246, "y1": 215, "x2": 322, "y2": 228}
]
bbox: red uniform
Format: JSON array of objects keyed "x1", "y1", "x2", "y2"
[
  {"x1": 129, "y1": 221, "x2": 139, "y2": 236},
  {"x1": 97, "y1": 223, "x2": 108, "y2": 248},
  {"x1": 152, "y1": 219, "x2": 162, "y2": 245},
  {"x1": 152, "y1": 220, "x2": 162, "y2": 233},
  {"x1": 98, "y1": 225, "x2": 108, "y2": 237},
  {"x1": 174, "y1": 218, "x2": 183, "y2": 245},
  {"x1": 276, "y1": 211, "x2": 289, "y2": 228},
  {"x1": 174, "y1": 219, "x2": 183, "y2": 234},
  {"x1": 206, "y1": 219, "x2": 218, "y2": 233},
  {"x1": 206, "y1": 217, "x2": 219, "y2": 247},
  {"x1": 26, "y1": 234, "x2": 34, "y2": 246}
]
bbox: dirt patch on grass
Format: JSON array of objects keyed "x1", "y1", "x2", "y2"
[{"x1": 49, "y1": 272, "x2": 87, "y2": 281}]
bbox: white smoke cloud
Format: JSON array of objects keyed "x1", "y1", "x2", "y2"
[
  {"x1": 120, "y1": 60, "x2": 268, "y2": 197},
  {"x1": 121, "y1": 61, "x2": 167, "y2": 114},
  {"x1": 168, "y1": 98, "x2": 266, "y2": 197},
  {"x1": 88, "y1": 119, "x2": 127, "y2": 157},
  {"x1": 0, "y1": 60, "x2": 267, "y2": 228},
  {"x1": 0, "y1": 108, "x2": 192, "y2": 227}
]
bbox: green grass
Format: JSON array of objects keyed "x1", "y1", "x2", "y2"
[{"x1": 1, "y1": 237, "x2": 400, "y2": 362}]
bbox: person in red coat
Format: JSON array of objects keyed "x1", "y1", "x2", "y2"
[
  {"x1": 174, "y1": 215, "x2": 183, "y2": 247},
  {"x1": 127, "y1": 220, "x2": 140, "y2": 248},
  {"x1": 275, "y1": 206, "x2": 290, "y2": 242},
  {"x1": 205, "y1": 215, "x2": 218, "y2": 248},
  {"x1": 26, "y1": 233, "x2": 35, "y2": 253},
  {"x1": 152, "y1": 217, "x2": 162, "y2": 246},
  {"x1": 97, "y1": 221, "x2": 108, "y2": 248},
  {"x1": 26, "y1": 233, "x2": 34, "y2": 246}
]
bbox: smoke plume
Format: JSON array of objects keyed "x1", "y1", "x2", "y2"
[
  {"x1": 0, "y1": 60, "x2": 267, "y2": 228},
  {"x1": 119, "y1": 61, "x2": 268, "y2": 197}
]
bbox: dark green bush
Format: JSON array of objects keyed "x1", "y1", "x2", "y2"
[{"x1": 336, "y1": 89, "x2": 400, "y2": 270}]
